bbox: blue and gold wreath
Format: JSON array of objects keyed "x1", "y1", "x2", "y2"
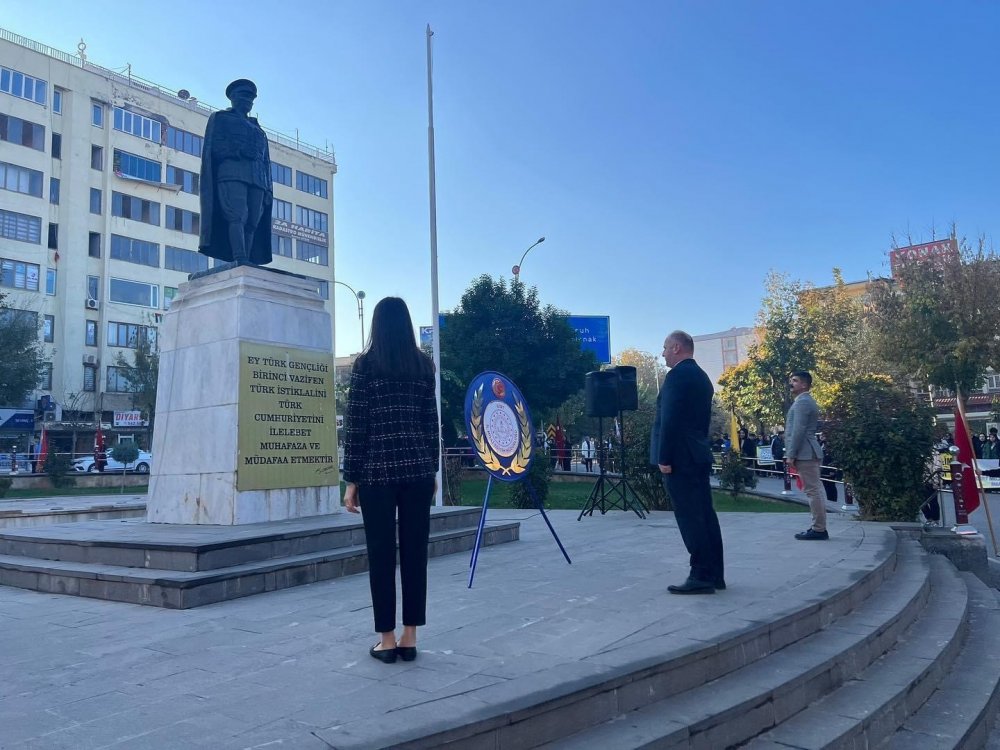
[{"x1": 470, "y1": 384, "x2": 532, "y2": 476}]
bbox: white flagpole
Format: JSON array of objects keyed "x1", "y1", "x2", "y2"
[{"x1": 427, "y1": 24, "x2": 443, "y2": 506}]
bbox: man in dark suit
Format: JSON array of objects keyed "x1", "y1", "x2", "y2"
[{"x1": 650, "y1": 330, "x2": 725, "y2": 594}]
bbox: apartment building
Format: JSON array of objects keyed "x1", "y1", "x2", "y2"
[
  {"x1": 693, "y1": 326, "x2": 758, "y2": 388},
  {"x1": 0, "y1": 28, "x2": 337, "y2": 453}
]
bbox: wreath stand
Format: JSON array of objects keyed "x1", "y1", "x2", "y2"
[{"x1": 467, "y1": 474, "x2": 571, "y2": 588}]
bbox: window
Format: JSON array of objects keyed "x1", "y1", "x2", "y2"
[
  {"x1": 271, "y1": 162, "x2": 292, "y2": 186},
  {"x1": 1, "y1": 259, "x2": 40, "y2": 291},
  {"x1": 166, "y1": 165, "x2": 199, "y2": 195},
  {"x1": 0, "y1": 308, "x2": 37, "y2": 328},
  {"x1": 164, "y1": 125, "x2": 203, "y2": 157},
  {"x1": 107, "y1": 365, "x2": 137, "y2": 393},
  {"x1": 85, "y1": 320, "x2": 98, "y2": 347},
  {"x1": 45, "y1": 268, "x2": 56, "y2": 295},
  {"x1": 39, "y1": 363, "x2": 52, "y2": 390},
  {"x1": 83, "y1": 364, "x2": 97, "y2": 391},
  {"x1": 52, "y1": 89, "x2": 62, "y2": 114},
  {"x1": 92, "y1": 102, "x2": 104, "y2": 127},
  {"x1": 308, "y1": 277, "x2": 330, "y2": 300},
  {"x1": 107, "y1": 321, "x2": 156, "y2": 349},
  {"x1": 987, "y1": 374, "x2": 1000, "y2": 392},
  {"x1": 297, "y1": 240, "x2": 328, "y2": 266},
  {"x1": 110, "y1": 235, "x2": 160, "y2": 268},
  {"x1": 87, "y1": 275, "x2": 100, "y2": 301},
  {"x1": 296, "y1": 170, "x2": 328, "y2": 198},
  {"x1": 0, "y1": 209, "x2": 42, "y2": 244},
  {"x1": 271, "y1": 233, "x2": 293, "y2": 258},
  {"x1": 89, "y1": 232, "x2": 102, "y2": 258},
  {"x1": 164, "y1": 286, "x2": 177, "y2": 310},
  {"x1": 113, "y1": 149, "x2": 161, "y2": 183},
  {"x1": 0, "y1": 67, "x2": 47, "y2": 104},
  {"x1": 296, "y1": 206, "x2": 328, "y2": 232},
  {"x1": 43, "y1": 315, "x2": 54, "y2": 342},
  {"x1": 110, "y1": 277, "x2": 158, "y2": 308},
  {"x1": 0, "y1": 113, "x2": 46, "y2": 151},
  {"x1": 90, "y1": 188, "x2": 102, "y2": 215},
  {"x1": 113, "y1": 106, "x2": 162, "y2": 143},
  {"x1": 51, "y1": 132, "x2": 61, "y2": 159},
  {"x1": 111, "y1": 192, "x2": 161, "y2": 225},
  {"x1": 91, "y1": 145, "x2": 103, "y2": 170},
  {"x1": 273, "y1": 198, "x2": 292, "y2": 221},
  {"x1": 0, "y1": 161, "x2": 43, "y2": 197},
  {"x1": 165, "y1": 206, "x2": 200, "y2": 235},
  {"x1": 165, "y1": 245, "x2": 208, "y2": 273},
  {"x1": 49, "y1": 177, "x2": 59, "y2": 204},
  {"x1": 47, "y1": 224, "x2": 58, "y2": 250}
]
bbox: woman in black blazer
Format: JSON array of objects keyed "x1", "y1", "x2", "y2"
[{"x1": 342, "y1": 297, "x2": 440, "y2": 664}]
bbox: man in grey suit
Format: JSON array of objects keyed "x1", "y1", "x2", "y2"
[{"x1": 785, "y1": 371, "x2": 828, "y2": 540}]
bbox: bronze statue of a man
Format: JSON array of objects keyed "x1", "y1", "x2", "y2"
[{"x1": 199, "y1": 79, "x2": 273, "y2": 265}]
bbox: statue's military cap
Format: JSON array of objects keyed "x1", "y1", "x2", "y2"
[{"x1": 225, "y1": 79, "x2": 258, "y2": 98}]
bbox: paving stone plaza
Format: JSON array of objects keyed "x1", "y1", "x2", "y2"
[{"x1": 2, "y1": 505, "x2": 999, "y2": 749}]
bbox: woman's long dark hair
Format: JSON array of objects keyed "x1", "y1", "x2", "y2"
[{"x1": 356, "y1": 296, "x2": 434, "y2": 379}]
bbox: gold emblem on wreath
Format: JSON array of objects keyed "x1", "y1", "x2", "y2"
[{"x1": 470, "y1": 383, "x2": 532, "y2": 476}]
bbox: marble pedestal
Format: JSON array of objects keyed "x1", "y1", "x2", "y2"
[{"x1": 147, "y1": 265, "x2": 340, "y2": 524}]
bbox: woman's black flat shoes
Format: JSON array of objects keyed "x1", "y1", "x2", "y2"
[
  {"x1": 369, "y1": 644, "x2": 397, "y2": 663},
  {"x1": 397, "y1": 646, "x2": 417, "y2": 662}
]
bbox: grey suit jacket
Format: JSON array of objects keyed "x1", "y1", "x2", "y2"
[{"x1": 785, "y1": 392, "x2": 823, "y2": 461}]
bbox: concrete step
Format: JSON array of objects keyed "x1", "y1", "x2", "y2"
[
  {"x1": 881, "y1": 572, "x2": 1000, "y2": 750},
  {"x1": 743, "y1": 554, "x2": 969, "y2": 750},
  {"x1": 0, "y1": 519, "x2": 520, "y2": 608},
  {"x1": 537, "y1": 540, "x2": 940, "y2": 750},
  {"x1": 0, "y1": 505, "x2": 486, "y2": 571}
]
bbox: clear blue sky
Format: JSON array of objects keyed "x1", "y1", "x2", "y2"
[{"x1": 6, "y1": 1, "x2": 998, "y2": 357}]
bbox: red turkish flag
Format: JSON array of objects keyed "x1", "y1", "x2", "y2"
[
  {"x1": 94, "y1": 426, "x2": 107, "y2": 472},
  {"x1": 37, "y1": 429, "x2": 49, "y2": 472},
  {"x1": 953, "y1": 403, "x2": 981, "y2": 513}
]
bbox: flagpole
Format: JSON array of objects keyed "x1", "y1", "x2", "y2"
[
  {"x1": 427, "y1": 24, "x2": 443, "y2": 506},
  {"x1": 956, "y1": 394, "x2": 998, "y2": 554}
]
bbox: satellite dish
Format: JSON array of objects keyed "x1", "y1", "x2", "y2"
[{"x1": 177, "y1": 89, "x2": 190, "y2": 100}]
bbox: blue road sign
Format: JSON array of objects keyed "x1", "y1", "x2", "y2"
[{"x1": 565, "y1": 315, "x2": 611, "y2": 364}]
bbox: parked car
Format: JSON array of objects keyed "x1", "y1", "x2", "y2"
[{"x1": 72, "y1": 451, "x2": 152, "y2": 474}]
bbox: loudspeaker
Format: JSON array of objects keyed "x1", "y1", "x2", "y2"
[
  {"x1": 613, "y1": 365, "x2": 638, "y2": 411},
  {"x1": 585, "y1": 370, "x2": 620, "y2": 418}
]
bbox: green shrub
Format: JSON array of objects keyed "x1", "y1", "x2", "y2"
[
  {"x1": 443, "y1": 454, "x2": 465, "y2": 505},
  {"x1": 825, "y1": 376, "x2": 934, "y2": 521},
  {"x1": 0, "y1": 475, "x2": 12, "y2": 497},
  {"x1": 44, "y1": 452, "x2": 76, "y2": 489},
  {"x1": 620, "y1": 405, "x2": 670, "y2": 510},
  {"x1": 509, "y1": 453, "x2": 551, "y2": 509},
  {"x1": 110, "y1": 442, "x2": 140, "y2": 493},
  {"x1": 717, "y1": 450, "x2": 757, "y2": 497}
]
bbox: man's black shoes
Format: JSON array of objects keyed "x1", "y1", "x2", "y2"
[
  {"x1": 668, "y1": 578, "x2": 716, "y2": 595},
  {"x1": 795, "y1": 528, "x2": 829, "y2": 541}
]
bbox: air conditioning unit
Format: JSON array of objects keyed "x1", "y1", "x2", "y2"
[
  {"x1": 44, "y1": 411, "x2": 56, "y2": 422},
  {"x1": 86, "y1": 298, "x2": 99, "y2": 310},
  {"x1": 83, "y1": 354, "x2": 98, "y2": 365}
]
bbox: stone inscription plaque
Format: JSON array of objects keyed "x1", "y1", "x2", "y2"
[{"x1": 237, "y1": 342, "x2": 338, "y2": 491}]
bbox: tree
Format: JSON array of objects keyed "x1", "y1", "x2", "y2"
[
  {"x1": 0, "y1": 292, "x2": 45, "y2": 406},
  {"x1": 614, "y1": 348, "x2": 664, "y2": 406},
  {"x1": 440, "y1": 275, "x2": 599, "y2": 440},
  {"x1": 113, "y1": 323, "x2": 159, "y2": 434},
  {"x1": 110, "y1": 441, "x2": 140, "y2": 493},
  {"x1": 869, "y1": 235, "x2": 1000, "y2": 402}
]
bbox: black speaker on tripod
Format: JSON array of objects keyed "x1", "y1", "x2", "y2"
[
  {"x1": 613, "y1": 365, "x2": 638, "y2": 412},
  {"x1": 585, "y1": 370, "x2": 619, "y2": 418},
  {"x1": 579, "y1": 369, "x2": 646, "y2": 520}
]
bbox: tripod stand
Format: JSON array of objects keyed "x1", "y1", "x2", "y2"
[
  {"x1": 578, "y1": 415, "x2": 646, "y2": 520},
  {"x1": 605, "y1": 408, "x2": 648, "y2": 515}
]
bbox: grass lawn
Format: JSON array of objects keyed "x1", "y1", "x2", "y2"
[
  {"x1": 1, "y1": 484, "x2": 148, "y2": 500},
  {"x1": 453, "y1": 478, "x2": 808, "y2": 513}
]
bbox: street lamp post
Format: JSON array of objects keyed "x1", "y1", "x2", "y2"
[
  {"x1": 334, "y1": 280, "x2": 366, "y2": 350},
  {"x1": 511, "y1": 236, "x2": 546, "y2": 280}
]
